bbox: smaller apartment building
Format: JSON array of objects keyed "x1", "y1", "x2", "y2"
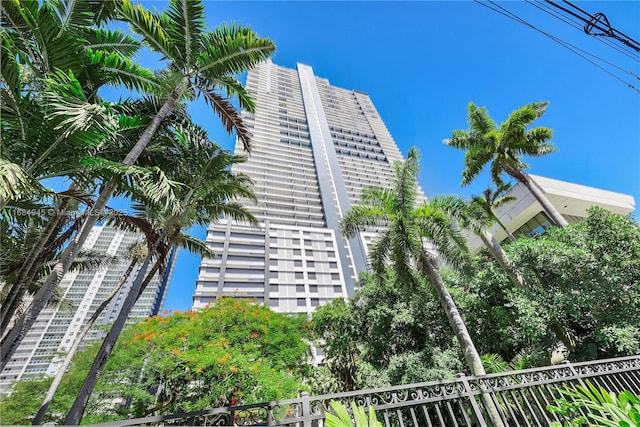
[
  {"x1": 0, "y1": 225, "x2": 175, "y2": 394},
  {"x1": 469, "y1": 174, "x2": 636, "y2": 251}
]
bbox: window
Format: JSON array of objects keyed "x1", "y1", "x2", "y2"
[
  {"x1": 331, "y1": 273, "x2": 340, "y2": 280},
  {"x1": 295, "y1": 272, "x2": 303, "y2": 279},
  {"x1": 296, "y1": 285, "x2": 305, "y2": 292},
  {"x1": 308, "y1": 272, "x2": 316, "y2": 280},
  {"x1": 294, "y1": 260, "x2": 302, "y2": 267},
  {"x1": 293, "y1": 249, "x2": 301, "y2": 256},
  {"x1": 297, "y1": 298, "x2": 306, "y2": 307},
  {"x1": 307, "y1": 261, "x2": 315, "y2": 268}
]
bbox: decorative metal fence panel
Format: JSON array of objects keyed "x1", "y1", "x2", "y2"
[{"x1": 97, "y1": 355, "x2": 640, "y2": 427}]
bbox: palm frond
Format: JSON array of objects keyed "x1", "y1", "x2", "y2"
[
  {"x1": 394, "y1": 147, "x2": 419, "y2": 215},
  {"x1": 165, "y1": 0, "x2": 205, "y2": 68},
  {"x1": 43, "y1": 70, "x2": 118, "y2": 140},
  {"x1": 202, "y1": 74, "x2": 256, "y2": 113},
  {"x1": 173, "y1": 233, "x2": 215, "y2": 258},
  {"x1": 195, "y1": 86, "x2": 252, "y2": 152},
  {"x1": 88, "y1": 49, "x2": 159, "y2": 93},
  {"x1": 501, "y1": 102, "x2": 549, "y2": 146},
  {"x1": 118, "y1": 0, "x2": 173, "y2": 60},
  {"x1": 340, "y1": 205, "x2": 390, "y2": 238},
  {"x1": 389, "y1": 219, "x2": 421, "y2": 291},
  {"x1": 368, "y1": 232, "x2": 391, "y2": 280},
  {"x1": 415, "y1": 201, "x2": 470, "y2": 270},
  {"x1": 50, "y1": 0, "x2": 94, "y2": 37},
  {"x1": 84, "y1": 28, "x2": 140, "y2": 56},
  {"x1": 487, "y1": 182, "x2": 516, "y2": 209},
  {"x1": 466, "y1": 102, "x2": 496, "y2": 134},
  {"x1": 462, "y1": 146, "x2": 492, "y2": 186},
  {"x1": 196, "y1": 24, "x2": 275, "y2": 82},
  {"x1": 487, "y1": 159, "x2": 509, "y2": 189},
  {"x1": 0, "y1": 158, "x2": 43, "y2": 202},
  {"x1": 210, "y1": 201, "x2": 256, "y2": 225},
  {"x1": 65, "y1": 250, "x2": 119, "y2": 273},
  {"x1": 0, "y1": 31, "x2": 22, "y2": 102},
  {"x1": 443, "y1": 129, "x2": 473, "y2": 149}
]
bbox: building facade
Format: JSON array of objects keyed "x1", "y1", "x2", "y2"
[
  {"x1": 468, "y1": 174, "x2": 636, "y2": 251},
  {"x1": 0, "y1": 225, "x2": 174, "y2": 393},
  {"x1": 193, "y1": 61, "x2": 418, "y2": 315}
]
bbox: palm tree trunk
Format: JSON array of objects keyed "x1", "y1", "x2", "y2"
[
  {"x1": 418, "y1": 250, "x2": 505, "y2": 427},
  {"x1": 32, "y1": 258, "x2": 139, "y2": 425},
  {"x1": 0, "y1": 195, "x2": 72, "y2": 334},
  {"x1": 491, "y1": 212, "x2": 516, "y2": 242},
  {"x1": 0, "y1": 79, "x2": 187, "y2": 372},
  {"x1": 477, "y1": 229, "x2": 527, "y2": 289},
  {"x1": 508, "y1": 169, "x2": 569, "y2": 228},
  {"x1": 64, "y1": 224, "x2": 173, "y2": 425}
]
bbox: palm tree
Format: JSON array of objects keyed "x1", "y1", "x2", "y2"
[
  {"x1": 472, "y1": 182, "x2": 517, "y2": 242},
  {"x1": 340, "y1": 147, "x2": 504, "y2": 426},
  {"x1": 457, "y1": 199, "x2": 576, "y2": 352},
  {"x1": 64, "y1": 129, "x2": 257, "y2": 424},
  {"x1": 444, "y1": 102, "x2": 569, "y2": 228},
  {"x1": 0, "y1": 0, "x2": 274, "y2": 370},
  {"x1": 430, "y1": 195, "x2": 528, "y2": 292},
  {"x1": 32, "y1": 241, "x2": 148, "y2": 425},
  {"x1": 1, "y1": 0, "x2": 156, "y2": 335}
]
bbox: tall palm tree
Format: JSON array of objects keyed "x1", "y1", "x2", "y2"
[
  {"x1": 472, "y1": 182, "x2": 517, "y2": 242},
  {"x1": 457, "y1": 199, "x2": 576, "y2": 352},
  {"x1": 340, "y1": 147, "x2": 504, "y2": 426},
  {"x1": 444, "y1": 102, "x2": 569, "y2": 228},
  {"x1": 1, "y1": 0, "x2": 157, "y2": 335},
  {"x1": 0, "y1": 0, "x2": 274, "y2": 370},
  {"x1": 64, "y1": 129, "x2": 256, "y2": 424},
  {"x1": 32, "y1": 241, "x2": 148, "y2": 425},
  {"x1": 431, "y1": 195, "x2": 528, "y2": 291}
]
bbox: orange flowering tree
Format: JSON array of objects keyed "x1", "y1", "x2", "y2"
[{"x1": 1, "y1": 299, "x2": 311, "y2": 424}]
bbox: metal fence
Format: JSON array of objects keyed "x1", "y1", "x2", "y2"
[{"x1": 98, "y1": 355, "x2": 640, "y2": 427}]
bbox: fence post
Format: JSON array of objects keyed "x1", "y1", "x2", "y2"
[
  {"x1": 458, "y1": 373, "x2": 488, "y2": 427},
  {"x1": 301, "y1": 391, "x2": 312, "y2": 427}
]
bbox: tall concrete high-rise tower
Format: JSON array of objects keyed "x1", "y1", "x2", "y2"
[
  {"x1": 0, "y1": 225, "x2": 175, "y2": 393},
  {"x1": 193, "y1": 61, "x2": 416, "y2": 315}
]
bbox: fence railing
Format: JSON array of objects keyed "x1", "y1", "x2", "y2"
[{"x1": 98, "y1": 355, "x2": 640, "y2": 426}]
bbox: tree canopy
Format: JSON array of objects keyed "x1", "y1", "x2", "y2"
[
  {"x1": 0, "y1": 299, "x2": 311, "y2": 425},
  {"x1": 313, "y1": 208, "x2": 640, "y2": 392}
]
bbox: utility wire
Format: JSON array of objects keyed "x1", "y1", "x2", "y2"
[
  {"x1": 526, "y1": 0, "x2": 640, "y2": 62},
  {"x1": 545, "y1": 0, "x2": 640, "y2": 53},
  {"x1": 474, "y1": 0, "x2": 640, "y2": 93},
  {"x1": 562, "y1": 0, "x2": 640, "y2": 46}
]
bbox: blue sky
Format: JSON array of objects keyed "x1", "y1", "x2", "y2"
[{"x1": 147, "y1": 1, "x2": 640, "y2": 311}]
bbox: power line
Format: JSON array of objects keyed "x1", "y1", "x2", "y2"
[
  {"x1": 562, "y1": 0, "x2": 639, "y2": 45},
  {"x1": 544, "y1": 0, "x2": 640, "y2": 53},
  {"x1": 525, "y1": 0, "x2": 640, "y2": 62},
  {"x1": 473, "y1": 0, "x2": 640, "y2": 93}
]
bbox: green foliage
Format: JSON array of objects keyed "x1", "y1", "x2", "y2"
[
  {"x1": 444, "y1": 208, "x2": 640, "y2": 364},
  {"x1": 325, "y1": 401, "x2": 382, "y2": 427},
  {"x1": 0, "y1": 299, "x2": 311, "y2": 424},
  {"x1": 312, "y1": 272, "x2": 464, "y2": 392},
  {"x1": 548, "y1": 381, "x2": 640, "y2": 427}
]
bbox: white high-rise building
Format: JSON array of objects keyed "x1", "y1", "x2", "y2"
[
  {"x1": 0, "y1": 225, "x2": 175, "y2": 393},
  {"x1": 193, "y1": 61, "x2": 421, "y2": 315}
]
